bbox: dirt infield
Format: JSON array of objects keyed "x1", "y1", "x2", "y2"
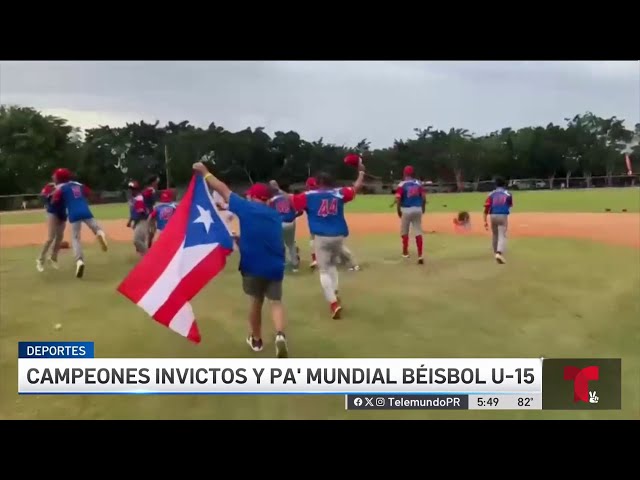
[{"x1": 1, "y1": 212, "x2": 638, "y2": 249}]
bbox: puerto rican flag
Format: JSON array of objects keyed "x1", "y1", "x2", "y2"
[{"x1": 117, "y1": 175, "x2": 234, "y2": 343}]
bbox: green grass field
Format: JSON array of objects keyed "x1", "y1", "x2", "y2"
[
  {"x1": 1, "y1": 235, "x2": 638, "y2": 419},
  {"x1": 2, "y1": 188, "x2": 638, "y2": 225}
]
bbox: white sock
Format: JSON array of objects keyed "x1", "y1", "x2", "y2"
[
  {"x1": 328, "y1": 265, "x2": 339, "y2": 292},
  {"x1": 319, "y1": 271, "x2": 337, "y2": 303}
]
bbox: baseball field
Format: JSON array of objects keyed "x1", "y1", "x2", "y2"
[{"x1": 1, "y1": 188, "x2": 639, "y2": 419}]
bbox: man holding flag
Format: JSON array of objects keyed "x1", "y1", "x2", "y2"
[{"x1": 118, "y1": 162, "x2": 289, "y2": 358}]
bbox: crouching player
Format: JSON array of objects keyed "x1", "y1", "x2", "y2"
[
  {"x1": 51, "y1": 170, "x2": 107, "y2": 278},
  {"x1": 148, "y1": 189, "x2": 177, "y2": 240},
  {"x1": 290, "y1": 165, "x2": 365, "y2": 319}
]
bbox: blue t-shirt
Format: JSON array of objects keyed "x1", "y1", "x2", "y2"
[
  {"x1": 228, "y1": 193, "x2": 285, "y2": 281},
  {"x1": 485, "y1": 188, "x2": 513, "y2": 215},
  {"x1": 56, "y1": 181, "x2": 93, "y2": 222},
  {"x1": 270, "y1": 193, "x2": 297, "y2": 223}
]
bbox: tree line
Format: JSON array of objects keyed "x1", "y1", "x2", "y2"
[{"x1": 0, "y1": 104, "x2": 638, "y2": 196}]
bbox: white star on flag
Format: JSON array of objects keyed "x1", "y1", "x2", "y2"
[{"x1": 193, "y1": 205, "x2": 214, "y2": 233}]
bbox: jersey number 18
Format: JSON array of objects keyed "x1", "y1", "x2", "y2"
[{"x1": 317, "y1": 198, "x2": 338, "y2": 217}]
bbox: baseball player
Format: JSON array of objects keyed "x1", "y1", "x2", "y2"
[
  {"x1": 269, "y1": 181, "x2": 301, "y2": 273},
  {"x1": 193, "y1": 162, "x2": 289, "y2": 359},
  {"x1": 483, "y1": 176, "x2": 512, "y2": 264},
  {"x1": 126, "y1": 180, "x2": 140, "y2": 229},
  {"x1": 148, "y1": 189, "x2": 178, "y2": 239},
  {"x1": 141, "y1": 176, "x2": 160, "y2": 248},
  {"x1": 36, "y1": 172, "x2": 67, "y2": 272},
  {"x1": 395, "y1": 165, "x2": 426, "y2": 264},
  {"x1": 305, "y1": 177, "x2": 360, "y2": 272},
  {"x1": 290, "y1": 165, "x2": 366, "y2": 319},
  {"x1": 51, "y1": 170, "x2": 107, "y2": 278}
]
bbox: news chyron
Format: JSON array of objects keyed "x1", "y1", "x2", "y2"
[{"x1": 18, "y1": 342, "x2": 621, "y2": 411}]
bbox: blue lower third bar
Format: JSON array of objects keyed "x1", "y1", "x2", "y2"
[
  {"x1": 346, "y1": 394, "x2": 468, "y2": 410},
  {"x1": 18, "y1": 342, "x2": 95, "y2": 359}
]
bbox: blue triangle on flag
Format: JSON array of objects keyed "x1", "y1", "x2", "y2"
[{"x1": 184, "y1": 178, "x2": 234, "y2": 250}]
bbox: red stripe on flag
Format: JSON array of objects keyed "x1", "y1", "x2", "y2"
[
  {"x1": 117, "y1": 176, "x2": 197, "y2": 303},
  {"x1": 187, "y1": 323, "x2": 201, "y2": 343},
  {"x1": 151, "y1": 246, "x2": 232, "y2": 329}
]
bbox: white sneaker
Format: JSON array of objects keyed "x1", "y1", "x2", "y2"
[
  {"x1": 36, "y1": 259, "x2": 45, "y2": 273},
  {"x1": 495, "y1": 253, "x2": 506, "y2": 264},
  {"x1": 310, "y1": 260, "x2": 317, "y2": 269},
  {"x1": 348, "y1": 265, "x2": 361, "y2": 272},
  {"x1": 48, "y1": 258, "x2": 59, "y2": 270},
  {"x1": 96, "y1": 231, "x2": 108, "y2": 252},
  {"x1": 75, "y1": 259, "x2": 85, "y2": 278},
  {"x1": 275, "y1": 333, "x2": 289, "y2": 358}
]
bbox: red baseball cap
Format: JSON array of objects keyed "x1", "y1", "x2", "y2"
[
  {"x1": 53, "y1": 168, "x2": 72, "y2": 183},
  {"x1": 305, "y1": 177, "x2": 318, "y2": 189},
  {"x1": 159, "y1": 189, "x2": 174, "y2": 202},
  {"x1": 403, "y1": 165, "x2": 414, "y2": 177},
  {"x1": 246, "y1": 183, "x2": 271, "y2": 201},
  {"x1": 344, "y1": 153, "x2": 361, "y2": 168}
]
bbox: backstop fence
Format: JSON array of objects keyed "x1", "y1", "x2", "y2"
[{"x1": 1, "y1": 175, "x2": 637, "y2": 212}]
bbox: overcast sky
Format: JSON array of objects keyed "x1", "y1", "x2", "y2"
[{"x1": 0, "y1": 61, "x2": 638, "y2": 148}]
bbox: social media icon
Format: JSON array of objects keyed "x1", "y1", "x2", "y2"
[
  {"x1": 353, "y1": 397, "x2": 363, "y2": 407},
  {"x1": 376, "y1": 397, "x2": 386, "y2": 407},
  {"x1": 365, "y1": 397, "x2": 374, "y2": 406}
]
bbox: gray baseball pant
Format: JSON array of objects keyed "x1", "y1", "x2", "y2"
[
  {"x1": 282, "y1": 221, "x2": 299, "y2": 268},
  {"x1": 490, "y1": 214, "x2": 509, "y2": 253},
  {"x1": 39, "y1": 213, "x2": 66, "y2": 262},
  {"x1": 71, "y1": 218, "x2": 102, "y2": 261}
]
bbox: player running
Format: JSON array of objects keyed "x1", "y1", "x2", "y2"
[
  {"x1": 395, "y1": 165, "x2": 426, "y2": 264},
  {"x1": 269, "y1": 181, "x2": 301, "y2": 273},
  {"x1": 193, "y1": 161, "x2": 289, "y2": 358},
  {"x1": 483, "y1": 176, "x2": 512, "y2": 264},
  {"x1": 148, "y1": 189, "x2": 178, "y2": 239},
  {"x1": 290, "y1": 165, "x2": 366, "y2": 319},
  {"x1": 36, "y1": 171, "x2": 67, "y2": 272},
  {"x1": 51, "y1": 170, "x2": 107, "y2": 278},
  {"x1": 304, "y1": 177, "x2": 359, "y2": 272}
]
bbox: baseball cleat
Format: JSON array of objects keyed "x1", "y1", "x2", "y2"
[
  {"x1": 495, "y1": 253, "x2": 506, "y2": 264},
  {"x1": 275, "y1": 333, "x2": 289, "y2": 358},
  {"x1": 417, "y1": 257, "x2": 424, "y2": 265},
  {"x1": 330, "y1": 302, "x2": 342, "y2": 320},
  {"x1": 36, "y1": 259, "x2": 45, "y2": 273},
  {"x1": 310, "y1": 260, "x2": 317, "y2": 269},
  {"x1": 97, "y1": 231, "x2": 108, "y2": 252},
  {"x1": 402, "y1": 254, "x2": 410, "y2": 259},
  {"x1": 75, "y1": 259, "x2": 85, "y2": 278},
  {"x1": 246, "y1": 335, "x2": 264, "y2": 352},
  {"x1": 48, "y1": 258, "x2": 59, "y2": 270},
  {"x1": 348, "y1": 265, "x2": 361, "y2": 272},
  {"x1": 291, "y1": 268, "x2": 299, "y2": 273}
]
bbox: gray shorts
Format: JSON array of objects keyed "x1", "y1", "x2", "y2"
[
  {"x1": 400, "y1": 207, "x2": 423, "y2": 235},
  {"x1": 242, "y1": 275, "x2": 283, "y2": 302}
]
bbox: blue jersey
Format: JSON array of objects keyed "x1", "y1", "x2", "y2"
[
  {"x1": 53, "y1": 181, "x2": 93, "y2": 222},
  {"x1": 270, "y1": 194, "x2": 297, "y2": 223},
  {"x1": 228, "y1": 193, "x2": 285, "y2": 281},
  {"x1": 292, "y1": 187, "x2": 355, "y2": 237},
  {"x1": 41, "y1": 183, "x2": 67, "y2": 220},
  {"x1": 484, "y1": 188, "x2": 513, "y2": 215},
  {"x1": 152, "y1": 202, "x2": 177, "y2": 231},
  {"x1": 396, "y1": 179, "x2": 424, "y2": 208}
]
